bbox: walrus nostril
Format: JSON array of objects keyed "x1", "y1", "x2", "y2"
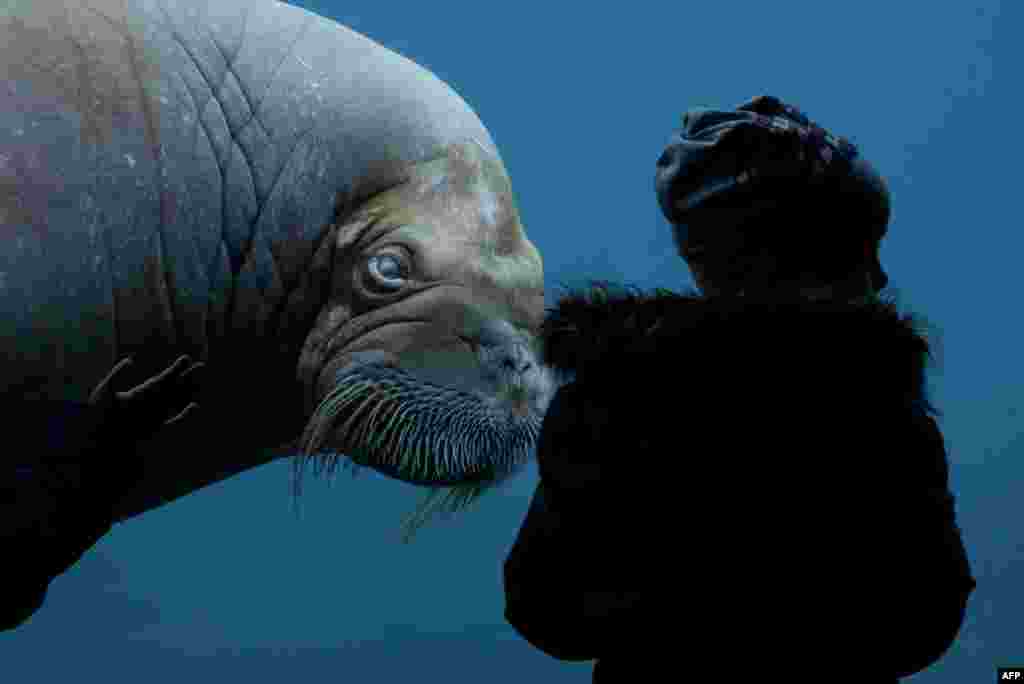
[{"x1": 502, "y1": 357, "x2": 533, "y2": 374}]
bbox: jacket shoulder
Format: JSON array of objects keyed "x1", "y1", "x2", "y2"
[{"x1": 542, "y1": 282, "x2": 940, "y2": 416}]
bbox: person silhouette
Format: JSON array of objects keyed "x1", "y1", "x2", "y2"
[{"x1": 503, "y1": 95, "x2": 976, "y2": 683}]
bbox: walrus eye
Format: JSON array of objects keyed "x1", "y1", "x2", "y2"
[{"x1": 365, "y1": 252, "x2": 408, "y2": 290}]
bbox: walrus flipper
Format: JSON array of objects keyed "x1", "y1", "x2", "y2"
[
  {"x1": 1, "y1": 356, "x2": 203, "y2": 631},
  {"x1": 1, "y1": 399, "x2": 113, "y2": 631}
]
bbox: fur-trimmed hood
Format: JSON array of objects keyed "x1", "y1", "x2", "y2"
[
  {"x1": 540, "y1": 281, "x2": 943, "y2": 418},
  {"x1": 508, "y1": 282, "x2": 970, "y2": 679}
]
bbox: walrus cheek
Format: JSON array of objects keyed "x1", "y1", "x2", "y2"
[{"x1": 315, "y1": 349, "x2": 400, "y2": 404}]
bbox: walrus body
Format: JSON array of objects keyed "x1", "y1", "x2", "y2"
[{"x1": 0, "y1": 0, "x2": 553, "y2": 524}]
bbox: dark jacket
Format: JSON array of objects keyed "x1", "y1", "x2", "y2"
[{"x1": 503, "y1": 285, "x2": 976, "y2": 682}]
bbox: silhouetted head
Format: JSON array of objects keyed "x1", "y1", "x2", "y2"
[{"x1": 654, "y1": 95, "x2": 890, "y2": 299}]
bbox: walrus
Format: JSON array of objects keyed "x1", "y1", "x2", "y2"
[{"x1": 0, "y1": 0, "x2": 556, "y2": 536}]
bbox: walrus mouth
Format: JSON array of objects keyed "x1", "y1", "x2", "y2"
[
  {"x1": 299, "y1": 361, "x2": 544, "y2": 485},
  {"x1": 292, "y1": 354, "x2": 556, "y2": 540}
]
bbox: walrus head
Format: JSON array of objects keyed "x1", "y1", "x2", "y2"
[
  {"x1": 0, "y1": 0, "x2": 556, "y2": 536},
  {"x1": 294, "y1": 139, "x2": 556, "y2": 536}
]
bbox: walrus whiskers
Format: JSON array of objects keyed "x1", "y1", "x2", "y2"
[{"x1": 292, "y1": 361, "x2": 545, "y2": 539}]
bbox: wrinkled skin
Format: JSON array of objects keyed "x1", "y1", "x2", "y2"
[{"x1": 0, "y1": 0, "x2": 556, "y2": 529}]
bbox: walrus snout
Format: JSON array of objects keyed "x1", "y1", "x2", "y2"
[
  {"x1": 474, "y1": 319, "x2": 539, "y2": 384},
  {"x1": 296, "y1": 315, "x2": 557, "y2": 494}
]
